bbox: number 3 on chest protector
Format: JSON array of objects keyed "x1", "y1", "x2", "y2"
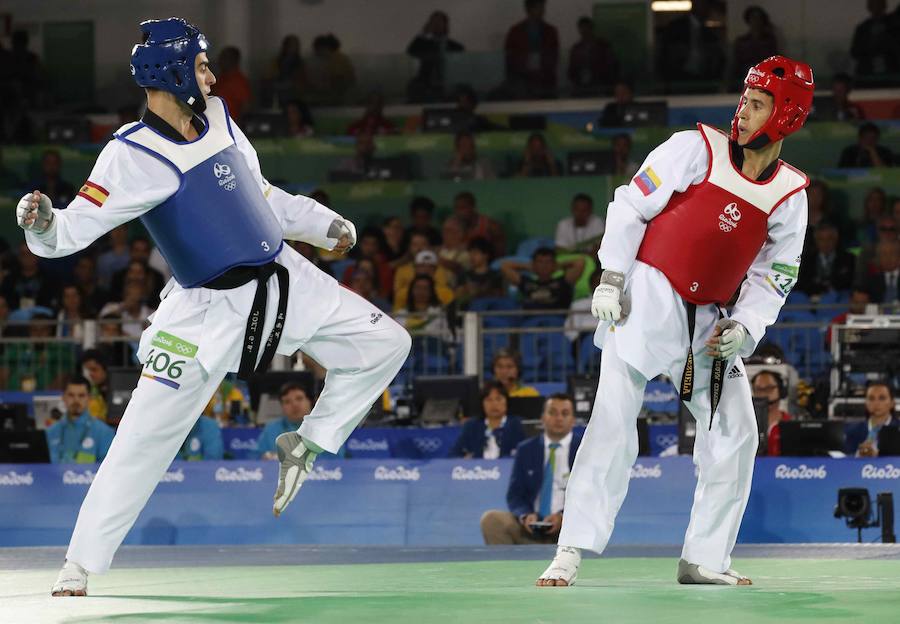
[
  {"x1": 261, "y1": 241, "x2": 270, "y2": 251},
  {"x1": 143, "y1": 349, "x2": 185, "y2": 379},
  {"x1": 690, "y1": 282, "x2": 699, "y2": 292}
]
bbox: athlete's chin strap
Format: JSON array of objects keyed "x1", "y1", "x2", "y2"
[
  {"x1": 679, "y1": 302, "x2": 727, "y2": 431},
  {"x1": 204, "y1": 261, "x2": 290, "y2": 380}
]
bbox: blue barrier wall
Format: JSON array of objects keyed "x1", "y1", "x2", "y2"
[{"x1": 1, "y1": 458, "x2": 897, "y2": 548}]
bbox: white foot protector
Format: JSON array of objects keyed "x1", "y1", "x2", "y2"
[
  {"x1": 51, "y1": 560, "x2": 88, "y2": 597},
  {"x1": 536, "y1": 546, "x2": 581, "y2": 587},
  {"x1": 273, "y1": 432, "x2": 317, "y2": 517},
  {"x1": 677, "y1": 558, "x2": 752, "y2": 585}
]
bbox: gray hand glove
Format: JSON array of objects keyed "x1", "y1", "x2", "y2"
[
  {"x1": 16, "y1": 191, "x2": 54, "y2": 234},
  {"x1": 705, "y1": 318, "x2": 748, "y2": 359},
  {"x1": 327, "y1": 218, "x2": 357, "y2": 252},
  {"x1": 591, "y1": 270, "x2": 630, "y2": 321}
]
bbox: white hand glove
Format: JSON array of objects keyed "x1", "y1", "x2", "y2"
[
  {"x1": 327, "y1": 218, "x2": 357, "y2": 251},
  {"x1": 16, "y1": 191, "x2": 54, "y2": 234},
  {"x1": 706, "y1": 318, "x2": 747, "y2": 359},
  {"x1": 591, "y1": 270, "x2": 628, "y2": 322}
]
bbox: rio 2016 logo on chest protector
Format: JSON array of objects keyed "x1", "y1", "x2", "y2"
[
  {"x1": 213, "y1": 162, "x2": 237, "y2": 191},
  {"x1": 718, "y1": 202, "x2": 742, "y2": 232}
]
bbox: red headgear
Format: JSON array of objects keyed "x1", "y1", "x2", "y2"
[{"x1": 731, "y1": 55, "x2": 815, "y2": 149}]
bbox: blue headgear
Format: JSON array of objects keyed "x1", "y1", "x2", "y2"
[{"x1": 130, "y1": 18, "x2": 210, "y2": 114}]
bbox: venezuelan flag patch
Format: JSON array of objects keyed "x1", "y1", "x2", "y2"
[
  {"x1": 77, "y1": 181, "x2": 109, "y2": 207},
  {"x1": 633, "y1": 167, "x2": 662, "y2": 196}
]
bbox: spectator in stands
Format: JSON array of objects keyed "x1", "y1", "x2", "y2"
[
  {"x1": 567, "y1": 16, "x2": 617, "y2": 96},
  {"x1": 97, "y1": 313, "x2": 135, "y2": 368},
  {"x1": 344, "y1": 254, "x2": 391, "y2": 301},
  {"x1": 657, "y1": 0, "x2": 725, "y2": 86},
  {"x1": 6, "y1": 30, "x2": 44, "y2": 113},
  {"x1": 565, "y1": 268, "x2": 602, "y2": 341},
  {"x1": 451, "y1": 381, "x2": 525, "y2": 458},
  {"x1": 56, "y1": 285, "x2": 87, "y2": 340},
  {"x1": 815, "y1": 73, "x2": 864, "y2": 121},
  {"x1": 28, "y1": 149, "x2": 75, "y2": 209},
  {"x1": 306, "y1": 34, "x2": 356, "y2": 105},
  {"x1": 846, "y1": 381, "x2": 899, "y2": 457},
  {"x1": 826, "y1": 289, "x2": 871, "y2": 348},
  {"x1": 381, "y1": 216, "x2": 407, "y2": 264},
  {"x1": 612, "y1": 133, "x2": 639, "y2": 178},
  {"x1": 406, "y1": 11, "x2": 465, "y2": 103},
  {"x1": 442, "y1": 131, "x2": 496, "y2": 180},
  {"x1": 405, "y1": 196, "x2": 442, "y2": 247},
  {"x1": 515, "y1": 132, "x2": 561, "y2": 177},
  {"x1": 453, "y1": 84, "x2": 502, "y2": 132},
  {"x1": 838, "y1": 123, "x2": 894, "y2": 168},
  {"x1": 0, "y1": 311, "x2": 73, "y2": 391},
  {"x1": 266, "y1": 35, "x2": 306, "y2": 108},
  {"x1": 176, "y1": 416, "x2": 224, "y2": 460},
  {"x1": 438, "y1": 215, "x2": 471, "y2": 285},
  {"x1": 394, "y1": 251, "x2": 455, "y2": 311},
  {"x1": 202, "y1": 376, "x2": 251, "y2": 427},
  {"x1": 454, "y1": 191, "x2": 506, "y2": 257},
  {"x1": 502, "y1": 247, "x2": 585, "y2": 310},
  {"x1": 599, "y1": 80, "x2": 634, "y2": 127},
  {"x1": 394, "y1": 232, "x2": 439, "y2": 306},
  {"x1": 492, "y1": 349, "x2": 540, "y2": 397},
  {"x1": 79, "y1": 349, "x2": 110, "y2": 423},
  {"x1": 332, "y1": 131, "x2": 376, "y2": 179},
  {"x1": 554, "y1": 193, "x2": 605, "y2": 255},
  {"x1": 110, "y1": 237, "x2": 166, "y2": 300},
  {"x1": 97, "y1": 225, "x2": 131, "y2": 289},
  {"x1": 481, "y1": 393, "x2": 581, "y2": 544},
  {"x1": 456, "y1": 237, "x2": 504, "y2": 305},
  {"x1": 0, "y1": 147, "x2": 22, "y2": 189},
  {"x1": 256, "y1": 383, "x2": 314, "y2": 460},
  {"x1": 347, "y1": 92, "x2": 395, "y2": 136},
  {"x1": 1, "y1": 242, "x2": 57, "y2": 310},
  {"x1": 100, "y1": 281, "x2": 152, "y2": 338},
  {"x1": 797, "y1": 221, "x2": 855, "y2": 296},
  {"x1": 348, "y1": 259, "x2": 391, "y2": 312},
  {"x1": 731, "y1": 6, "x2": 779, "y2": 90},
  {"x1": 343, "y1": 227, "x2": 393, "y2": 296},
  {"x1": 850, "y1": 0, "x2": 900, "y2": 82},
  {"x1": 855, "y1": 214, "x2": 897, "y2": 283},
  {"x1": 502, "y1": 0, "x2": 560, "y2": 99},
  {"x1": 211, "y1": 46, "x2": 251, "y2": 123},
  {"x1": 284, "y1": 100, "x2": 314, "y2": 138},
  {"x1": 859, "y1": 238, "x2": 900, "y2": 304},
  {"x1": 751, "y1": 371, "x2": 791, "y2": 456},
  {"x1": 805, "y1": 179, "x2": 855, "y2": 246},
  {"x1": 45, "y1": 376, "x2": 115, "y2": 464},
  {"x1": 73, "y1": 255, "x2": 110, "y2": 315},
  {"x1": 856, "y1": 187, "x2": 889, "y2": 247},
  {"x1": 395, "y1": 274, "x2": 453, "y2": 342}
]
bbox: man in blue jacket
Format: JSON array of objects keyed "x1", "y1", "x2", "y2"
[
  {"x1": 176, "y1": 415, "x2": 224, "y2": 460},
  {"x1": 46, "y1": 376, "x2": 115, "y2": 464},
  {"x1": 480, "y1": 393, "x2": 581, "y2": 544}
]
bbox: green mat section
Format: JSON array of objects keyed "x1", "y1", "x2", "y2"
[{"x1": 5, "y1": 558, "x2": 900, "y2": 623}]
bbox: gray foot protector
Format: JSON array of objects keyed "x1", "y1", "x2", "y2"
[
  {"x1": 677, "y1": 558, "x2": 752, "y2": 585},
  {"x1": 273, "y1": 432, "x2": 316, "y2": 517}
]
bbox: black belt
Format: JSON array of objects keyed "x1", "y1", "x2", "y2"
[
  {"x1": 203, "y1": 262, "x2": 290, "y2": 380},
  {"x1": 679, "y1": 302, "x2": 727, "y2": 431}
]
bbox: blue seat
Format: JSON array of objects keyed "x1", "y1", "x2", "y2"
[
  {"x1": 515, "y1": 237, "x2": 556, "y2": 259},
  {"x1": 577, "y1": 332, "x2": 601, "y2": 374},
  {"x1": 468, "y1": 297, "x2": 521, "y2": 328}
]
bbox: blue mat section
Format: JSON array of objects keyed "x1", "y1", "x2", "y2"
[{"x1": 0, "y1": 458, "x2": 898, "y2": 548}]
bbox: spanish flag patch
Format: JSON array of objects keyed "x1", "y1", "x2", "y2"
[{"x1": 77, "y1": 181, "x2": 109, "y2": 207}]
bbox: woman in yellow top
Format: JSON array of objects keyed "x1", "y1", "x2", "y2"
[{"x1": 492, "y1": 349, "x2": 540, "y2": 397}]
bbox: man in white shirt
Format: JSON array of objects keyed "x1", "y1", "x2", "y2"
[
  {"x1": 19, "y1": 18, "x2": 411, "y2": 597},
  {"x1": 554, "y1": 193, "x2": 605, "y2": 255},
  {"x1": 480, "y1": 394, "x2": 582, "y2": 544}
]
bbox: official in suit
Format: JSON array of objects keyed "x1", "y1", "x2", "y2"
[
  {"x1": 450, "y1": 381, "x2": 525, "y2": 459},
  {"x1": 480, "y1": 393, "x2": 582, "y2": 544}
]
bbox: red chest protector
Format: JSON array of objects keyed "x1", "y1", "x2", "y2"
[{"x1": 636, "y1": 123, "x2": 808, "y2": 305}]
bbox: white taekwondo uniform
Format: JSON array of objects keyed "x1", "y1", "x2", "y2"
[
  {"x1": 25, "y1": 97, "x2": 411, "y2": 574},
  {"x1": 558, "y1": 124, "x2": 808, "y2": 573}
]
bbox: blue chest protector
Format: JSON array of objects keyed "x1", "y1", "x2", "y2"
[{"x1": 114, "y1": 97, "x2": 283, "y2": 287}]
